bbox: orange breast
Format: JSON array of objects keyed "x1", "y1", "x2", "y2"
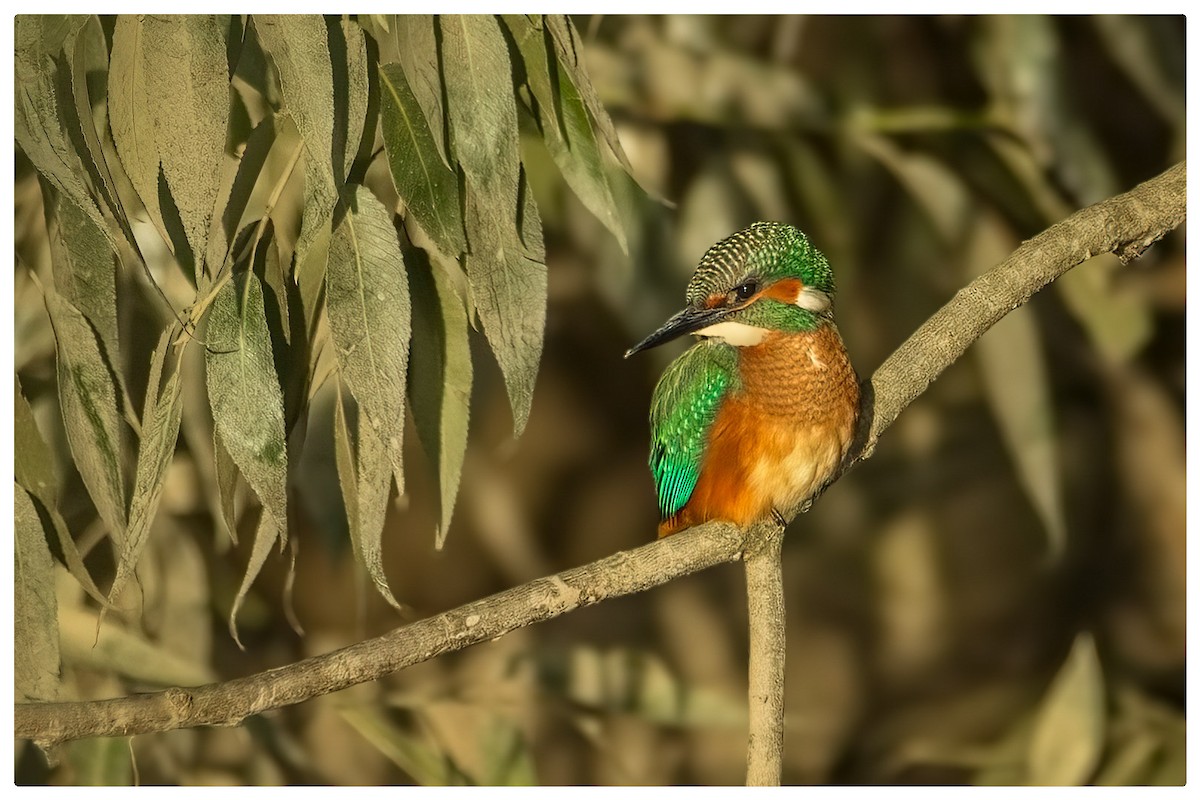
[{"x1": 659, "y1": 326, "x2": 859, "y2": 537}]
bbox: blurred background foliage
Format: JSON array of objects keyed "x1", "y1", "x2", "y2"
[{"x1": 14, "y1": 14, "x2": 1184, "y2": 786}]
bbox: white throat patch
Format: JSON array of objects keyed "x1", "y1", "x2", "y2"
[
  {"x1": 695, "y1": 320, "x2": 768, "y2": 347},
  {"x1": 795, "y1": 287, "x2": 831, "y2": 313}
]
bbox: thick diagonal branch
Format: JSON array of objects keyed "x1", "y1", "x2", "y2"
[{"x1": 14, "y1": 160, "x2": 1186, "y2": 748}]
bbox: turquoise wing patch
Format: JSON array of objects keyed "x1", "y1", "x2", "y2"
[{"x1": 648, "y1": 342, "x2": 739, "y2": 518}]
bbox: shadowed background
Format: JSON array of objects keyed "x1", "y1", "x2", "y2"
[{"x1": 15, "y1": 14, "x2": 1184, "y2": 785}]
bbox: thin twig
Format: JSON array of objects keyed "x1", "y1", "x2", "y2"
[{"x1": 14, "y1": 160, "x2": 1186, "y2": 749}]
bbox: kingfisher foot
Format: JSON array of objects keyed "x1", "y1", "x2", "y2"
[{"x1": 770, "y1": 508, "x2": 786, "y2": 529}]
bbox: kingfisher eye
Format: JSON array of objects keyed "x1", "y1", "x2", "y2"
[{"x1": 732, "y1": 280, "x2": 759, "y2": 301}]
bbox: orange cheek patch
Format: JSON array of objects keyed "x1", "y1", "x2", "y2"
[
  {"x1": 761, "y1": 277, "x2": 805, "y2": 304},
  {"x1": 704, "y1": 294, "x2": 726, "y2": 309}
]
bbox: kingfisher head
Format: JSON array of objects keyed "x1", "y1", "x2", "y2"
[{"x1": 625, "y1": 222, "x2": 836, "y2": 357}]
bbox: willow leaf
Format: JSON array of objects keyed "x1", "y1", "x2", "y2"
[
  {"x1": 45, "y1": 181, "x2": 119, "y2": 368},
  {"x1": 504, "y1": 15, "x2": 626, "y2": 253},
  {"x1": 15, "y1": 376, "x2": 108, "y2": 606},
  {"x1": 394, "y1": 15, "x2": 450, "y2": 165},
  {"x1": 227, "y1": 508, "x2": 280, "y2": 648},
  {"x1": 326, "y1": 185, "x2": 411, "y2": 493},
  {"x1": 209, "y1": 116, "x2": 277, "y2": 274},
  {"x1": 1028, "y1": 634, "x2": 1106, "y2": 785},
  {"x1": 543, "y1": 15, "x2": 635, "y2": 174},
  {"x1": 205, "y1": 269, "x2": 288, "y2": 540},
  {"x1": 331, "y1": 16, "x2": 370, "y2": 182},
  {"x1": 108, "y1": 16, "x2": 169, "y2": 246},
  {"x1": 407, "y1": 246, "x2": 472, "y2": 548},
  {"x1": 14, "y1": 15, "x2": 113, "y2": 246},
  {"x1": 443, "y1": 14, "x2": 544, "y2": 434},
  {"x1": 108, "y1": 327, "x2": 185, "y2": 609},
  {"x1": 253, "y1": 14, "x2": 338, "y2": 268},
  {"x1": 15, "y1": 487, "x2": 61, "y2": 702},
  {"x1": 379, "y1": 62, "x2": 465, "y2": 255},
  {"x1": 44, "y1": 284, "x2": 127, "y2": 542},
  {"x1": 142, "y1": 15, "x2": 230, "y2": 279},
  {"x1": 334, "y1": 386, "x2": 402, "y2": 610},
  {"x1": 68, "y1": 16, "x2": 123, "y2": 224}
]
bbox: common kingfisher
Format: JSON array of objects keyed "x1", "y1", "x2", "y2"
[{"x1": 626, "y1": 222, "x2": 860, "y2": 538}]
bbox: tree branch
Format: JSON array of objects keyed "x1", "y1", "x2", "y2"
[
  {"x1": 15, "y1": 160, "x2": 1186, "y2": 750},
  {"x1": 743, "y1": 522, "x2": 787, "y2": 786}
]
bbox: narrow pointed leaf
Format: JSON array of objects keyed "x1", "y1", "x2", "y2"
[
  {"x1": 108, "y1": 16, "x2": 169, "y2": 246},
  {"x1": 213, "y1": 427, "x2": 241, "y2": 544},
  {"x1": 968, "y1": 212, "x2": 1066, "y2": 557},
  {"x1": 15, "y1": 487, "x2": 61, "y2": 702},
  {"x1": 43, "y1": 284, "x2": 127, "y2": 541},
  {"x1": 505, "y1": 15, "x2": 626, "y2": 253},
  {"x1": 379, "y1": 62, "x2": 466, "y2": 255},
  {"x1": 227, "y1": 509, "x2": 281, "y2": 648},
  {"x1": 326, "y1": 185, "x2": 411, "y2": 493},
  {"x1": 68, "y1": 16, "x2": 124, "y2": 224},
  {"x1": 394, "y1": 15, "x2": 450, "y2": 165},
  {"x1": 16, "y1": 377, "x2": 109, "y2": 606},
  {"x1": 15, "y1": 15, "x2": 114, "y2": 246},
  {"x1": 142, "y1": 15, "x2": 230, "y2": 279},
  {"x1": 208, "y1": 116, "x2": 277, "y2": 273},
  {"x1": 408, "y1": 246, "x2": 472, "y2": 548},
  {"x1": 1028, "y1": 634, "x2": 1106, "y2": 785},
  {"x1": 44, "y1": 181, "x2": 119, "y2": 368},
  {"x1": 107, "y1": 327, "x2": 185, "y2": 609},
  {"x1": 443, "y1": 15, "x2": 545, "y2": 434},
  {"x1": 253, "y1": 14, "x2": 338, "y2": 268},
  {"x1": 543, "y1": 15, "x2": 635, "y2": 175},
  {"x1": 334, "y1": 386, "x2": 402, "y2": 610},
  {"x1": 205, "y1": 269, "x2": 288, "y2": 539},
  {"x1": 331, "y1": 16, "x2": 370, "y2": 182}
]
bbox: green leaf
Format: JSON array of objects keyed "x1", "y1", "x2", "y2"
[
  {"x1": 226, "y1": 508, "x2": 281, "y2": 648},
  {"x1": 478, "y1": 716, "x2": 537, "y2": 786},
  {"x1": 407, "y1": 245, "x2": 473, "y2": 548},
  {"x1": 107, "y1": 16, "x2": 170, "y2": 248},
  {"x1": 65, "y1": 737, "x2": 133, "y2": 787},
  {"x1": 14, "y1": 15, "x2": 114, "y2": 248},
  {"x1": 59, "y1": 600, "x2": 215, "y2": 686},
  {"x1": 144, "y1": 15, "x2": 229, "y2": 278},
  {"x1": 67, "y1": 16, "x2": 124, "y2": 226},
  {"x1": 15, "y1": 487, "x2": 61, "y2": 702},
  {"x1": 107, "y1": 326, "x2": 185, "y2": 611},
  {"x1": 967, "y1": 211, "x2": 1066, "y2": 558},
  {"x1": 393, "y1": 16, "x2": 450, "y2": 166},
  {"x1": 378, "y1": 62, "x2": 466, "y2": 256},
  {"x1": 333, "y1": 386, "x2": 401, "y2": 610},
  {"x1": 1027, "y1": 634, "x2": 1106, "y2": 785},
  {"x1": 253, "y1": 14, "x2": 339, "y2": 268},
  {"x1": 442, "y1": 15, "x2": 545, "y2": 435},
  {"x1": 213, "y1": 426, "x2": 241, "y2": 544},
  {"x1": 331, "y1": 16, "x2": 371, "y2": 182},
  {"x1": 340, "y1": 705, "x2": 464, "y2": 786},
  {"x1": 462, "y1": 180, "x2": 547, "y2": 437},
  {"x1": 326, "y1": 186, "x2": 411, "y2": 492},
  {"x1": 543, "y1": 15, "x2": 635, "y2": 175},
  {"x1": 505, "y1": 15, "x2": 627, "y2": 253},
  {"x1": 43, "y1": 283, "x2": 127, "y2": 543},
  {"x1": 205, "y1": 268, "x2": 288, "y2": 541},
  {"x1": 44, "y1": 180, "x2": 119, "y2": 370},
  {"x1": 209, "y1": 116, "x2": 277, "y2": 274},
  {"x1": 15, "y1": 376, "x2": 109, "y2": 606}
]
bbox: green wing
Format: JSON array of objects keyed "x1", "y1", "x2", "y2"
[{"x1": 648, "y1": 341, "x2": 740, "y2": 519}]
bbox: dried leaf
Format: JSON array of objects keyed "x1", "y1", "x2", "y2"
[
  {"x1": 15, "y1": 487, "x2": 61, "y2": 702},
  {"x1": 407, "y1": 245, "x2": 472, "y2": 548},
  {"x1": 1027, "y1": 634, "x2": 1106, "y2": 785},
  {"x1": 205, "y1": 269, "x2": 288, "y2": 540},
  {"x1": 254, "y1": 14, "x2": 338, "y2": 268},
  {"x1": 379, "y1": 62, "x2": 466, "y2": 256},
  {"x1": 43, "y1": 283, "x2": 127, "y2": 543},
  {"x1": 107, "y1": 327, "x2": 185, "y2": 610}
]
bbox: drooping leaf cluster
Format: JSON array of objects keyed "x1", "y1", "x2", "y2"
[{"x1": 13, "y1": 13, "x2": 632, "y2": 677}]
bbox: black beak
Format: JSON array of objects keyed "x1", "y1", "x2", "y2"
[{"x1": 624, "y1": 305, "x2": 730, "y2": 358}]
